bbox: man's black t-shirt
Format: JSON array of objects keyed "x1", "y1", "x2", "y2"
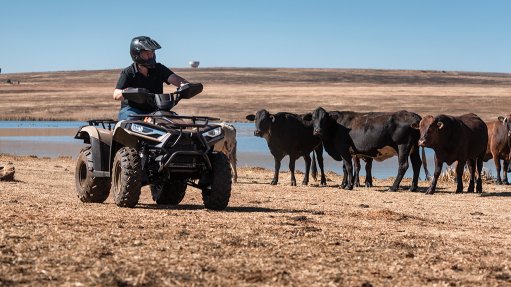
[{"x1": 116, "y1": 63, "x2": 174, "y2": 112}]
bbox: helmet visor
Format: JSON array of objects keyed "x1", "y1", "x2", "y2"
[{"x1": 137, "y1": 38, "x2": 161, "y2": 50}]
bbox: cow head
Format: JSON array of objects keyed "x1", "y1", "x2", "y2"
[
  {"x1": 417, "y1": 115, "x2": 444, "y2": 148},
  {"x1": 498, "y1": 115, "x2": 511, "y2": 159},
  {"x1": 245, "y1": 109, "x2": 273, "y2": 137},
  {"x1": 311, "y1": 107, "x2": 329, "y2": 137},
  {"x1": 498, "y1": 115, "x2": 511, "y2": 138}
]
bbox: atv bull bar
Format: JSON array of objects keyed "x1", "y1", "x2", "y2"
[{"x1": 158, "y1": 151, "x2": 212, "y2": 173}]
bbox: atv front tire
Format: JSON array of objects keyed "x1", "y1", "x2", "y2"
[
  {"x1": 111, "y1": 147, "x2": 142, "y2": 208},
  {"x1": 202, "y1": 153, "x2": 232, "y2": 210},
  {"x1": 151, "y1": 180, "x2": 187, "y2": 205},
  {"x1": 75, "y1": 146, "x2": 110, "y2": 203}
]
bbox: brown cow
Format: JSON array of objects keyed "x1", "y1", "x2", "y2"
[
  {"x1": 213, "y1": 123, "x2": 238, "y2": 182},
  {"x1": 416, "y1": 113, "x2": 488, "y2": 194},
  {"x1": 484, "y1": 115, "x2": 511, "y2": 184}
]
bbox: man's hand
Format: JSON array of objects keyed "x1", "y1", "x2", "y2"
[
  {"x1": 168, "y1": 74, "x2": 189, "y2": 87},
  {"x1": 113, "y1": 88, "x2": 124, "y2": 101}
]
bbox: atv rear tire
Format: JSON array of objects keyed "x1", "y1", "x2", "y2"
[
  {"x1": 111, "y1": 147, "x2": 142, "y2": 208},
  {"x1": 151, "y1": 180, "x2": 187, "y2": 205},
  {"x1": 202, "y1": 153, "x2": 232, "y2": 210},
  {"x1": 75, "y1": 146, "x2": 110, "y2": 203}
]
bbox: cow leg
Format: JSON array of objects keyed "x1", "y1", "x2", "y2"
[
  {"x1": 493, "y1": 155, "x2": 503, "y2": 184},
  {"x1": 476, "y1": 156, "x2": 484, "y2": 193},
  {"x1": 231, "y1": 160, "x2": 238, "y2": 183},
  {"x1": 409, "y1": 144, "x2": 422, "y2": 192},
  {"x1": 341, "y1": 164, "x2": 348, "y2": 189},
  {"x1": 340, "y1": 151, "x2": 354, "y2": 190},
  {"x1": 271, "y1": 154, "x2": 284, "y2": 185},
  {"x1": 426, "y1": 155, "x2": 443, "y2": 195},
  {"x1": 364, "y1": 158, "x2": 374, "y2": 187},
  {"x1": 230, "y1": 148, "x2": 238, "y2": 183},
  {"x1": 289, "y1": 156, "x2": 298, "y2": 186},
  {"x1": 302, "y1": 154, "x2": 311, "y2": 186},
  {"x1": 467, "y1": 159, "x2": 476, "y2": 193},
  {"x1": 455, "y1": 159, "x2": 466, "y2": 193},
  {"x1": 389, "y1": 145, "x2": 410, "y2": 192},
  {"x1": 315, "y1": 147, "x2": 327, "y2": 186},
  {"x1": 503, "y1": 159, "x2": 510, "y2": 184},
  {"x1": 353, "y1": 156, "x2": 361, "y2": 187}
]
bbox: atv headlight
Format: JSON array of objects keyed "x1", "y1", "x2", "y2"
[
  {"x1": 202, "y1": 127, "x2": 222, "y2": 141},
  {"x1": 130, "y1": 123, "x2": 167, "y2": 138}
]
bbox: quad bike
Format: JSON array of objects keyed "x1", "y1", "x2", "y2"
[{"x1": 74, "y1": 83, "x2": 232, "y2": 210}]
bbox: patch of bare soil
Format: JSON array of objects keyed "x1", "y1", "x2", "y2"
[
  {"x1": 0, "y1": 68, "x2": 510, "y2": 122},
  {"x1": 1, "y1": 155, "x2": 510, "y2": 286}
]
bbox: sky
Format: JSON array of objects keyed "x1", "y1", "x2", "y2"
[{"x1": 1, "y1": 0, "x2": 510, "y2": 74}]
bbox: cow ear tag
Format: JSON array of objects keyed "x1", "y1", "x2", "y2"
[
  {"x1": 437, "y1": 122, "x2": 444, "y2": 129},
  {"x1": 497, "y1": 116, "x2": 504, "y2": 122},
  {"x1": 271, "y1": 115, "x2": 275, "y2": 123}
]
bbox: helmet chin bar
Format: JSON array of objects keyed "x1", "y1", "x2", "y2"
[{"x1": 136, "y1": 55, "x2": 157, "y2": 69}]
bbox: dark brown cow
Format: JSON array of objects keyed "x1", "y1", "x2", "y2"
[
  {"x1": 484, "y1": 115, "x2": 511, "y2": 184},
  {"x1": 246, "y1": 109, "x2": 327, "y2": 186},
  {"x1": 311, "y1": 108, "x2": 424, "y2": 191},
  {"x1": 417, "y1": 113, "x2": 488, "y2": 194}
]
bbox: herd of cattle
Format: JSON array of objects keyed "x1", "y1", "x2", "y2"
[{"x1": 239, "y1": 108, "x2": 511, "y2": 195}]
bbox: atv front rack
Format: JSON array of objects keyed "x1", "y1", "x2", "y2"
[
  {"x1": 130, "y1": 114, "x2": 220, "y2": 128},
  {"x1": 87, "y1": 119, "x2": 117, "y2": 130}
]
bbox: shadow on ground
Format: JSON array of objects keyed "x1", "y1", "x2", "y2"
[{"x1": 136, "y1": 203, "x2": 322, "y2": 214}]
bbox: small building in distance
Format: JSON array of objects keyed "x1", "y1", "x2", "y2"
[{"x1": 189, "y1": 61, "x2": 200, "y2": 68}]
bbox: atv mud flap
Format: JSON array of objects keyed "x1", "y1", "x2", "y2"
[{"x1": 159, "y1": 151, "x2": 212, "y2": 173}]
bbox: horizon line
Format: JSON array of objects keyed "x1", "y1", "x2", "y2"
[{"x1": 1, "y1": 66, "x2": 510, "y2": 76}]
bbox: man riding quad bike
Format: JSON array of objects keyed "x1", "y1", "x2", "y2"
[{"x1": 74, "y1": 83, "x2": 232, "y2": 210}]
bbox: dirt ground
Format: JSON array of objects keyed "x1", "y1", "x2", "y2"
[
  {"x1": 1, "y1": 68, "x2": 511, "y2": 286},
  {"x1": 0, "y1": 68, "x2": 510, "y2": 122},
  {"x1": 0, "y1": 155, "x2": 510, "y2": 286}
]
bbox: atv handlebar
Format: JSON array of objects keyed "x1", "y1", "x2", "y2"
[
  {"x1": 176, "y1": 83, "x2": 203, "y2": 99},
  {"x1": 122, "y1": 83, "x2": 203, "y2": 111}
]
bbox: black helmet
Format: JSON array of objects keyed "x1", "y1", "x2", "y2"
[{"x1": 130, "y1": 36, "x2": 161, "y2": 68}]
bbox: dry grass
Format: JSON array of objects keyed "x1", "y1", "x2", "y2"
[
  {"x1": 1, "y1": 155, "x2": 510, "y2": 286},
  {"x1": 438, "y1": 166, "x2": 495, "y2": 184},
  {"x1": 1, "y1": 68, "x2": 510, "y2": 122}
]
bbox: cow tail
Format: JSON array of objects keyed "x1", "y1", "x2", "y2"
[
  {"x1": 421, "y1": 146, "x2": 431, "y2": 180},
  {"x1": 311, "y1": 151, "x2": 318, "y2": 181}
]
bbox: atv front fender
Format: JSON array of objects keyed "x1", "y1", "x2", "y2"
[
  {"x1": 75, "y1": 126, "x2": 112, "y2": 177},
  {"x1": 112, "y1": 127, "x2": 139, "y2": 149}
]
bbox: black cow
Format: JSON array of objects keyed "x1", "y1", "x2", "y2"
[
  {"x1": 484, "y1": 115, "x2": 511, "y2": 184},
  {"x1": 246, "y1": 109, "x2": 326, "y2": 186},
  {"x1": 311, "y1": 107, "x2": 424, "y2": 192},
  {"x1": 332, "y1": 111, "x2": 387, "y2": 188},
  {"x1": 417, "y1": 113, "x2": 488, "y2": 194}
]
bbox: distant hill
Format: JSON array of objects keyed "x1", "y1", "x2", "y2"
[{"x1": 2, "y1": 67, "x2": 511, "y2": 86}]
